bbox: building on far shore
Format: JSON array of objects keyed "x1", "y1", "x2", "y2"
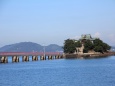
[
  {"x1": 80, "y1": 34, "x2": 96, "y2": 43},
  {"x1": 74, "y1": 34, "x2": 97, "y2": 54}
]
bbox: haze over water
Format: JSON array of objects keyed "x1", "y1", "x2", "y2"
[{"x1": 0, "y1": 56, "x2": 115, "y2": 86}]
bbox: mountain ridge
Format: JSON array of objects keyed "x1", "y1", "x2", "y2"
[{"x1": 0, "y1": 42, "x2": 63, "y2": 52}]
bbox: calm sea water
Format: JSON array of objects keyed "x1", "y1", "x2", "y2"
[{"x1": 0, "y1": 56, "x2": 115, "y2": 86}]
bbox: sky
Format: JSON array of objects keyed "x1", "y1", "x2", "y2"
[{"x1": 0, "y1": 0, "x2": 115, "y2": 47}]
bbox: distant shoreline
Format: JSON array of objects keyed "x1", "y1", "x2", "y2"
[{"x1": 64, "y1": 52, "x2": 115, "y2": 59}]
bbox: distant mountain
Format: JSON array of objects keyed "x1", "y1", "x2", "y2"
[
  {"x1": 45, "y1": 44, "x2": 63, "y2": 52},
  {"x1": 111, "y1": 46, "x2": 115, "y2": 52},
  {"x1": 0, "y1": 42, "x2": 63, "y2": 52}
]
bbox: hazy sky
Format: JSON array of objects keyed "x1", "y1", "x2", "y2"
[{"x1": 0, "y1": 0, "x2": 115, "y2": 47}]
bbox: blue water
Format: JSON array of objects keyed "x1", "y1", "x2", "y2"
[{"x1": 0, "y1": 56, "x2": 115, "y2": 86}]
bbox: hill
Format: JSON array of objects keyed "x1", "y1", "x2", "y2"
[
  {"x1": 0, "y1": 42, "x2": 63, "y2": 52},
  {"x1": 110, "y1": 46, "x2": 115, "y2": 52}
]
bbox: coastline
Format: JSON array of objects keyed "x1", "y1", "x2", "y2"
[{"x1": 64, "y1": 52, "x2": 115, "y2": 59}]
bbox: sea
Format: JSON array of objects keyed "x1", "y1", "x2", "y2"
[{"x1": 0, "y1": 56, "x2": 115, "y2": 86}]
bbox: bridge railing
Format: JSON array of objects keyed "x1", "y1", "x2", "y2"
[{"x1": 0, "y1": 52, "x2": 63, "y2": 56}]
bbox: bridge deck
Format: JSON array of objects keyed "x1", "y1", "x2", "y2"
[{"x1": 0, "y1": 52, "x2": 63, "y2": 56}]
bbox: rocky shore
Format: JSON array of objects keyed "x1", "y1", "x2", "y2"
[{"x1": 64, "y1": 52, "x2": 115, "y2": 59}]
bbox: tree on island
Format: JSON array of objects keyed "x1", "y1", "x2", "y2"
[
  {"x1": 75, "y1": 41, "x2": 82, "y2": 47},
  {"x1": 63, "y1": 39, "x2": 81, "y2": 53},
  {"x1": 63, "y1": 39, "x2": 76, "y2": 53},
  {"x1": 63, "y1": 38, "x2": 111, "y2": 54},
  {"x1": 93, "y1": 39, "x2": 111, "y2": 53},
  {"x1": 83, "y1": 40, "x2": 94, "y2": 53}
]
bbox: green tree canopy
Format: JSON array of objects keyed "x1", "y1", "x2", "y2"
[
  {"x1": 63, "y1": 38, "x2": 111, "y2": 54},
  {"x1": 63, "y1": 39, "x2": 76, "y2": 53},
  {"x1": 83, "y1": 40, "x2": 94, "y2": 53},
  {"x1": 84, "y1": 40, "x2": 94, "y2": 50},
  {"x1": 74, "y1": 41, "x2": 82, "y2": 47},
  {"x1": 93, "y1": 39, "x2": 111, "y2": 53}
]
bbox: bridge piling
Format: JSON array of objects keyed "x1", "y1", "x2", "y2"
[
  {"x1": 12, "y1": 56, "x2": 19, "y2": 62},
  {"x1": 40, "y1": 56, "x2": 46, "y2": 60},
  {"x1": 16, "y1": 56, "x2": 19, "y2": 62},
  {"x1": 23, "y1": 56, "x2": 29, "y2": 62},
  {"x1": 48, "y1": 55, "x2": 52, "y2": 60},
  {"x1": 5, "y1": 56, "x2": 8, "y2": 63},
  {"x1": 32, "y1": 56, "x2": 38, "y2": 61},
  {"x1": 1, "y1": 56, "x2": 4, "y2": 63},
  {"x1": 58, "y1": 55, "x2": 63, "y2": 59},
  {"x1": 36, "y1": 56, "x2": 38, "y2": 61},
  {"x1": 55, "y1": 55, "x2": 59, "y2": 59},
  {"x1": 32, "y1": 56, "x2": 35, "y2": 61},
  {"x1": 0, "y1": 56, "x2": 8, "y2": 63},
  {"x1": 27, "y1": 56, "x2": 29, "y2": 61},
  {"x1": 12, "y1": 56, "x2": 16, "y2": 62}
]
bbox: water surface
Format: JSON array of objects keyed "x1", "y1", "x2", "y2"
[{"x1": 0, "y1": 56, "x2": 115, "y2": 86}]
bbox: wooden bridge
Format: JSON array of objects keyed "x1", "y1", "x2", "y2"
[{"x1": 0, "y1": 52, "x2": 63, "y2": 63}]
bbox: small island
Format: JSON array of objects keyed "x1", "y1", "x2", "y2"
[{"x1": 63, "y1": 34, "x2": 115, "y2": 58}]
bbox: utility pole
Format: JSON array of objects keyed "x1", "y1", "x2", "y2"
[{"x1": 43, "y1": 44, "x2": 45, "y2": 58}]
